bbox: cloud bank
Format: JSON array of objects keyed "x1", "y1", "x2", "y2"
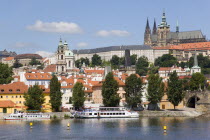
[
  {"x1": 27, "y1": 20, "x2": 83, "y2": 34},
  {"x1": 96, "y1": 30, "x2": 130, "y2": 37}
]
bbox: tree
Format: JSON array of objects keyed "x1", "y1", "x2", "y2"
[
  {"x1": 29, "y1": 57, "x2": 41, "y2": 65},
  {"x1": 155, "y1": 54, "x2": 177, "y2": 67},
  {"x1": 72, "y1": 82, "x2": 85, "y2": 109},
  {"x1": 24, "y1": 84, "x2": 45, "y2": 111},
  {"x1": 75, "y1": 59, "x2": 81, "y2": 68},
  {"x1": 136, "y1": 56, "x2": 149, "y2": 76},
  {"x1": 37, "y1": 63, "x2": 44, "y2": 70},
  {"x1": 119, "y1": 57, "x2": 125, "y2": 65},
  {"x1": 50, "y1": 75, "x2": 62, "y2": 112},
  {"x1": 124, "y1": 74, "x2": 143, "y2": 109},
  {"x1": 130, "y1": 54, "x2": 137, "y2": 65},
  {"x1": 0, "y1": 63, "x2": 13, "y2": 84},
  {"x1": 102, "y1": 72, "x2": 121, "y2": 107},
  {"x1": 190, "y1": 72, "x2": 205, "y2": 91},
  {"x1": 167, "y1": 71, "x2": 185, "y2": 110},
  {"x1": 110, "y1": 55, "x2": 120, "y2": 69},
  {"x1": 147, "y1": 74, "x2": 164, "y2": 110},
  {"x1": 91, "y1": 54, "x2": 102, "y2": 66},
  {"x1": 13, "y1": 59, "x2": 23, "y2": 68}
]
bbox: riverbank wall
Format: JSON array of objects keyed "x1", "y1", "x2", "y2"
[{"x1": 139, "y1": 110, "x2": 201, "y2": 117}]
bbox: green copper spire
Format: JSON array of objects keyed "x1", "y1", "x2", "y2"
[
  {"x1": 176, "y1": 20, "x2": 179, "y2": 33},
  {"x1": 159, "y1": 9, "x2": 170, "y2": 28}
]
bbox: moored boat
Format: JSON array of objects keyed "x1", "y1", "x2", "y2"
[
  {"x1": 74, "y1": 107, "x2": 139, "y2": 118},
  {"x1": 4, "y1": 111, "x2": 50, "y2": 120}
]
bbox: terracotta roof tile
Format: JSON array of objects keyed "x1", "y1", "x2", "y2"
[
  {"x1": 43, "y1": 64, "x2": 56, "y2": 73},
  {"x1": 25, "y1": 73, "x2": 52, "y2": 80},
  {"x1": 3, "y1": 57, "x2": 14, "y2": 61},
  {"x1": 0, "y1": 82, "x2": 28, "y2": 94},
  {"x1": 0, "y1": 100, "x2": 16, "y2": 108}
]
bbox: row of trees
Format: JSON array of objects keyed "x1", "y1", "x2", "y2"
[{"x1": 23, "y1": 75, "x2": 62, "y2": 112}]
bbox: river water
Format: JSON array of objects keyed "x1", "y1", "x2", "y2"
[{"x1": 0, "y1": 117, "x2": 209, "y2": 140}]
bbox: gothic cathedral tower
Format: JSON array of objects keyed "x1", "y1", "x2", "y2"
[
  {"x1": 157, "y1": 10, "x2": 170, "y2": 47},
  {"x1": 144, "y1": 18, "x2": 152, "y2": 45}
]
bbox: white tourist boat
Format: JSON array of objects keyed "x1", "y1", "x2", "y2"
[
  {"x1": 4, "y1": 111, "x2": 51, "y2": 120},
  {"x1": 73, "y1": 107, "x2": 139, "y2": 118}
]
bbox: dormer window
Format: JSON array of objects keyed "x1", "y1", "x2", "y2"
[
  {"x1": 17, "y1": 89, "x2": 20, "y2": 92},
  {"x1": 1, "y1": 89, "x2": 4, "y2": 92},
  {"x1": 9, "y1": 89, "x2": 13, "y2": 92}
]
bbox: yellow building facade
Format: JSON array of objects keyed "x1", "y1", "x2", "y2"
[{"x1": 0, "y1": 82, "x2": 52, "y2": 113}]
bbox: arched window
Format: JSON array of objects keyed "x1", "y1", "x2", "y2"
[
  {"x1": 69, "y1": 61, "x2": 71, "y2": 67},
  {"x1": 61, "y1": 55, "x2": 63, "y2": 60}
]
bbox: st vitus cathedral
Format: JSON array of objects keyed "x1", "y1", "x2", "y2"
[{"x1": 144, "y1": 10, "x2": 206, "y2": 47}]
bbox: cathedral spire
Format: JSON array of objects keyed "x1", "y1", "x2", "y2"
[
  {"x1": 144, "y1": 18, "x2": 151, "y2": 45},
  {"x1": 159, "y1": 9, "x2": 170, "y2": 27},
  {"x1": 146, "y1": 18, "x2": 150, "y2": 29},
  {"x1": 176, "y1": 20, "x2": 179, "y2": 33},
  {"x1": 152, "y1": 18, "x2": 157, "y2": 35}
]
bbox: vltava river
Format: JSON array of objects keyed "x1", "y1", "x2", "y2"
[{"x1": 0, "y1": 117, "x2": 209, "y2": 140}]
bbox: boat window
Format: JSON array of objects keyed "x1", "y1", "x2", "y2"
[
  {"x1": 107, "y1": 113, "x2": 109, "y2": 115},
  {"x1": 94, "y1": 113, "x2": 97, "y2": 115},
  {"x1": 101, "y1": 113, "x2": 104, "y2": 115},
  {"x1": 104, "y1": 113, "x2": 106, "y2": 115},
  {"x1": 119, "y1": 113, "x2": 122, "y2": 115},
  {"x1": 113, "y1": 113, "x2": 116, "y2": 115},
  {"x1": 116, "y1": 113, "x2": 119, "y2": 115},
  {"x1": 123, "y1": 113, "x2": 125, "y2": 115},
  {"x1": 89, "y1": 113, "x2": 92, "y2": 115},
  {"x1": 110, "y1": 113, "x2": 112, "y2": 115}
]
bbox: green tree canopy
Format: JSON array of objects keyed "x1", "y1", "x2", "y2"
[
  {"x1": 167, "y1": 71, "x2": 185, "y2": 110},
  {"x1": 102, "y1": 72, "x2": 121, "y2": 107},
  {"x1": 0, "y1": 63, "x2": 13, "y2": 84},
  {"x1": 110, "y1": 55, "x2": 120, "y2": 69},
  {"x1": 75, "y1": 59, "x2": 81, "y2": 68},
  {"x1": 155, "y1": 54, "x2": 177, "y2": 67},
  {"x1": 119, "y1": 57, "x2": 125, "y2": 65},
  {"x1": 91, "y1": 54, "x2": 102, "y2": 66},
  {"x1": 189, "y1": 54, "x2": 210, "y2": 74},
  {"x1": 147, "y1": 74, "x2": 164, "y2": 110},
  {"x1": 13, "y1": 59, "x2": 23, "y2": 68},
  {"x1": 124, "y1": 74, "x2": 143, "y2": 108},
  {"x1": 136, "y1": 56, "x2": 149, "y2": 76},
  {"x1": 29, "y1": 57, "x2": 41, "y2": 65},
  {"x1": 72, "y1": 82, "x2": 85, "y2": 109},
  {"x1": 190, "y1": 72, "x2": 206, "y2": 91},
  {"x1": 50, "y1": 75, "x2": 62, "y2": 112},
  {"x1": 24, "y1": 84, "x2": 45, "y2": 111},
  {"x1": 130, "y1": 54, "x2": 137, "y2": 65}
]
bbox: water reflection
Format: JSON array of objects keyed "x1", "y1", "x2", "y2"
[{"x1": 0, "y1": 117, "x2": 209, "y2": 140}]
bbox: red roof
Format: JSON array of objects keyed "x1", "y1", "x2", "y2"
[{"x1": 0, "y1": 100, "x2": 16, "y2": 108}]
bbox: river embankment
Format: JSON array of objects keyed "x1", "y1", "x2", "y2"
[{"x1": 139, "y1": 110, "x2": 201, "y2": 117}]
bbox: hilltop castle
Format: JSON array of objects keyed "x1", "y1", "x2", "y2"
[{"x1": 144, "y1": 10, "x2": 207, "y2": 47}]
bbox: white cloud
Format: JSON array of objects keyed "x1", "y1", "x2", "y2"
[
  {"x1": 96, "y1": 30, "x2": 130, "y2": 37},
  {"x1": 77, "y1": 42, "x2": 88, "y2": 48},
  {"x1": 27, "y1": 20, "x2": 83, "y2": 34},
  {"x1": 36, "y1": 51, "x2": 54, "y2": 57}
]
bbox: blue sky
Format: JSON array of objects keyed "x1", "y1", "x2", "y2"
[{"x1": 0, "y1": 0, "x2": 210, "y2": 56}]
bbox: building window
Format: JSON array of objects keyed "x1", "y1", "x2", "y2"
[
  {"x1": 16, "y1": 96, "x2": 18, "y2": 98},
  {"x1": 9, "y1": 89, "x2": 12, "y2": 92},
  {"x1": 6, "y1": 96, "x2": 8, "y2": 98},
  {"x1": 12, "y1": 96, "x2": 13, "y2": 98},
  {"x1": 1, "y1": 89, "x2": 4, "y2": 92},
  {"x1": 19, "y1": 101, "x2": 21, "y2": 103},
  {"x1": 20, "y1": 95, "x2": 22, "y2": 98},
  {"x1": 0, "y1": 96, "x2": 3, "y2": 98},
  {"x1": 61, "y1": 55, "x2": 63, "y2": 60},
  {"x1": 17, "y1": 89, "x2": 20, "y2": 92}
]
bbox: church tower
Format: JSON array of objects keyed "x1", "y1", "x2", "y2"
[
  {"x1": 144, "y1": 18, "x2": 152, "y2": 45},
  {"x1": 191, "y1": 48, "x2": 201, "y2": 75},
  {"x1": 152, "y1": 19, "x2": 157, "y2": 35},
  {"x1": 157, "y1": 10, "x2": 170, "y2": 47},
  {"x1": 56, "y1": 38, "x2": 67, "y2": 74}
]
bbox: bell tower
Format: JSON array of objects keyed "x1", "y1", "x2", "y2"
[
  {"x1": 157, "y1": 9, "x2": 170, "y2": 47},
  {"x1": 144, "y1": 18, "x2": 152, "y2": 45},
  {"x1": 56, "y1": 38, "x2": 67, "y2": 74}
]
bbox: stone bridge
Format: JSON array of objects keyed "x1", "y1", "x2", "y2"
[{"x1": 184, "y1": 90, "x2": 210, "y2": 108}]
